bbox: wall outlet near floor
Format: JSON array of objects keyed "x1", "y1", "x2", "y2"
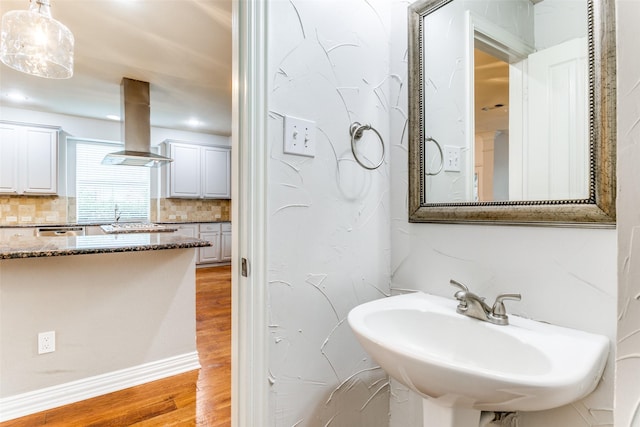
[
  {"x1": 283, "y1": 115, "x2": 316, "y2": 157},
  {"x1": 38, "y1": 331, "x2": 56, "y2": 354}
]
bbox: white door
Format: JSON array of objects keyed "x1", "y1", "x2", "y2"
[{"x1": 510, "y1": 37, "x2": 588, "y2": 200}]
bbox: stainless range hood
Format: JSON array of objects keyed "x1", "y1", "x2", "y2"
[{"x1": 102, "y1": 78, "x2": 173, "y2": 167}]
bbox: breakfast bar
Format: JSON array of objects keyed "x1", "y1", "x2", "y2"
[
  {"x1": 0, "y1": 232, "x2": 208, "y2": 259},
  {"x1": 0, "y1": 232, "x2": 210, "y2": 420}
]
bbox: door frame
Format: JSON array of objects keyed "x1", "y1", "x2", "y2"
[{"x1": 231, "y1": 0, "x2": 269, "y2": 425}]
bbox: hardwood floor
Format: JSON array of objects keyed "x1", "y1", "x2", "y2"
[{"x1": 1, "y1": 265, "x2": 232, "y2": 427}]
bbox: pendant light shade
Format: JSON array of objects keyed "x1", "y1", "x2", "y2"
[{"x1": 0, "y1": 0, "x2": 74, "y2": 79}]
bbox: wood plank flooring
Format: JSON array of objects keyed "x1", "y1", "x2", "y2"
[{"x1": 1, "y1": 265, "x2": 232, "y2": 427}]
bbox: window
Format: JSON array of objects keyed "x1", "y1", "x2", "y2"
[{"x1": 74, "y1": 140, "x2": 150, "y2": 223}]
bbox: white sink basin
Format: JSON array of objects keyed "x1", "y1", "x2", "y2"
[{"x1": 348, "y1": 292, "x2": 609, "y2": 412}]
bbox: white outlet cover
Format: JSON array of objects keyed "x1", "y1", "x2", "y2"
[
  {"x1": 443, "y1": 145, "x2": 461, "y2": 172},
  {"x1": 38, "y1": 331, "x2": 56, "y2": 354},
  {"x1": 284, "y1": 115, "x2": 316, "y2": 157}
]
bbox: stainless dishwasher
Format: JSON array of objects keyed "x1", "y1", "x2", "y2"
[{"x1": 36, "y1": 226, "x2": 86, "y2": 237}]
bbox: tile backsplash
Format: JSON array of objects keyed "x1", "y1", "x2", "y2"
[
  {"x1": 0, "y1": 196, "x2": 67, "y2": 225},
  {"x1": 0, "y1": 196, "x2": 230, "y2": 225},
  {"x1": 154, "y1": 198, "x2": 231, "y2": 222}
]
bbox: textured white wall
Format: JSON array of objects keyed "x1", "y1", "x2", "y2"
[
  {"x1": 266, "y1": 0, "x2": 392, "y2": 425},
  {"x1": 390, "y1": 1, "x2": 617, "y2": 426},
  {"x1": 615, "y1": 0, "x2": 640, "y2": 425}
]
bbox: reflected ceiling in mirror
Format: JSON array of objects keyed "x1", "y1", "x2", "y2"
[{"x1": 408, "y1": 0, "x2": 616, "y2": 226}]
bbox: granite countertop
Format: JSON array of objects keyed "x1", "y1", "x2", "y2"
[
  {"x1": 0, "y1": 220, "x2": 230, "y2": 229},
  {"x1": 0, "y1": 233, "x2": 211, "y2": 260}
]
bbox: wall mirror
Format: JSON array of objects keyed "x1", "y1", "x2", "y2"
[{"x1": 408, "y1": 0, "x2": 616, "y2": 226}]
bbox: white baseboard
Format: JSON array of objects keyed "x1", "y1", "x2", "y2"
[{"x1": 0, "y1": 351, "x2": 201, "y2": 422}]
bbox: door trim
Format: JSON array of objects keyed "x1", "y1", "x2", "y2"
[{"x1": 231, "y1": 0, "x2": 269, "y2": 425}]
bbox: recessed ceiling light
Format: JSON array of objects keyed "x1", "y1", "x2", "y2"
[
  {"x1": 187, "y1": 118, "x2": 201, "y2": 127},
  {"x1": 6, "y1": 91, "x2": 28, "y2": 102},
  {"x1": 106, "y1": 115, "x2": 121, "y2": 121}
]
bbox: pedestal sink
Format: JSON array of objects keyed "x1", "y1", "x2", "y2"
[{"x1": 348, "y1": 292, "x2": 609, "y2": 427}]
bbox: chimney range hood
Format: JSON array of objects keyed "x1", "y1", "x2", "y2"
[{"x1": 102, "y1": 78, "x2": 173, "y2": 167}]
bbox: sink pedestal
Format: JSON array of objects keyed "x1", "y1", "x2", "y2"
[{"x1": 423, "y1": 398, "x2": 481, "y2": 427}]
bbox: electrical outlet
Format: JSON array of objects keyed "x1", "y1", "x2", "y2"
[
  {"x1": 283, "y1": 115, "x2": 316, "y2": 157},
  {"x1": 444, "y1": 145, "x2": 461, "y2": 172},
  {"x1": 38, "y1": 331, "x2": 56, "y2": 354}
]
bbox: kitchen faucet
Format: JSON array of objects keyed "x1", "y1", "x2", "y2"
[{"x1": 449, "y1": 279, "x2": 521, "y2": 325}]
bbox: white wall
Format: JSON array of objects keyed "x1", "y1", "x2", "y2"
[
  {"x1": 390, "y1": 1, "x2": 616, "y2": 426},
  {"x1": 0, "y1": 105, "x2": 231, "y2": 147},
  {"x1": 615, "y1": 1, "x2": 640, "y2": 425},
  {"x1": 0, "y1": 249, "x2": 197, "y2": 397},
  {"x1": 265, "y1": 0, "x2": 391, "y2": 425},
  {"x1": 533, "y1": 0, "x2": 587, "y2": 50}
]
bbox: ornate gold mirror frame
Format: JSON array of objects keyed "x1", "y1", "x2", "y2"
[{"x1": 408, "y1": 0, "x2": 616, "y2": 226}]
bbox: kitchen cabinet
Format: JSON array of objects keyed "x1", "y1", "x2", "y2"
[
  {"x1": 162, "y1": 141, "x2": 231, "y2": 199},
  {"x1": 221, "y1": 222, "x2": 232, "y2": 261},
  {"x1": 0, "y1": 122, "x2": 59, "y2": 195},
  {"x1": 197, "y1": 222, "x2": 231, "y2": 264},
  {"x1": 198, "y1": 223, "x2": 221, "y2": 264},
  {"x1": 169, "y1": 222, "x2": 231, "y2": 265},
  {"x1": 0, "y1": 228, "x2": 33, "y2": 239},
  {"x1": 172, "y1": 223, "x2": 199, "y2": 239}
]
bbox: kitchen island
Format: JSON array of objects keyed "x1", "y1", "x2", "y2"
[{"x1": 0, "y1": 233, "x2": 210, "y2": 421}]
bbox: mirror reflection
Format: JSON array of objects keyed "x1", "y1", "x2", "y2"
[{"x1": 421, "y1": 0, "x2": 588, "y2": 204}]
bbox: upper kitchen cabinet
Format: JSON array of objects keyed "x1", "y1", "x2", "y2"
[
  {"x1": 0, "y1": 122, "x2": 59, "y2": 195},
  {"x1": 162, "y1": 140, "x2": 231, "y2": 199}
]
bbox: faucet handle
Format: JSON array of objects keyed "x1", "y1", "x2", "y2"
[
  {"x1": 491, "y1": 293, "x2": 522, "y2": 317},
  {"x1": 449, "y1": 279, "x2": 469, "y2": 292}
]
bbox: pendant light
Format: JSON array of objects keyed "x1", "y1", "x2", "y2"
[{"x1": 0, "y1": 0, "x2": 74, "y2": 79}]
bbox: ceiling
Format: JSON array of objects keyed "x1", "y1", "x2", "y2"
[
  {"x1": 474, "y1": 48, "x2": 509, "y2": 134},
  {"x1": 0, "y1": 0, "x2": 232, "y2": 136}
]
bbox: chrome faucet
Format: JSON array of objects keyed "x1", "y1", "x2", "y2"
[{"x1": 449, "y1": 279, "x2": 521, "y2": 326}]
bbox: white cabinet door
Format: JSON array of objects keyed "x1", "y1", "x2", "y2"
[
  {"x1": 0, "y1": 227, "x2": 34, "y2": 238},
  {"x1": 198, "y1": 223, "x2": 221, "y2": 263},
  {"x1": 202, "y1": 146, "x2": 231, "y2": 199},
  {"x1": 199, "y1": 231, "x2": 221, "y2": 263},
  {"x1": 168, "y1": 143, "x2": 201, "y2": 198},
  {"x1": 172, "y1": 223, "x2": 198, "y2": 238},
  {"x1": 202, "y1": 147, "x2": 231, "y2": 199},
  {"x1": 221, "y1": 223, "x2": 232, "y2": 261},
  {"x1": 23, "y1": 127, "x2": 58, "y2": 194},
  {"x1": 163, "y1": 141, "x2": 231, "y2": 199},
  {"x1": 0, "y1": 124, "x2": 19, "y2": 194},
  {"x1": 0, "y1": 123, "x2": 58, "y2": 195}
]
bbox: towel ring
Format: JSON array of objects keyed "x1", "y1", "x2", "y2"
[
  {"x1": 349, "y1": 122, "x2": 385, "y2": 170},
  {"x1": 425, "y1": 136, "x2": 444, "y2": 176}
]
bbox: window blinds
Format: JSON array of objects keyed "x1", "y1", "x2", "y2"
[{"x1": 76, "y1": 141, "x2": 150, "y2": 223}]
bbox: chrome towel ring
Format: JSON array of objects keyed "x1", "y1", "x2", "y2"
[
  {"x1": 425, "y1": 136, "x2": 444, "y2": 176},
  {"x1": 349, "y1": 122, "x2": 385, "y2": 170}
]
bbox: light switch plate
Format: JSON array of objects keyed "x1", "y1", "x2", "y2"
[
  {"x1": 443, "y1": 145, "x2": 461, "y2": 172},
  {"x1": 283, "y1": 115, "x2": 316, "y2": 157}
]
